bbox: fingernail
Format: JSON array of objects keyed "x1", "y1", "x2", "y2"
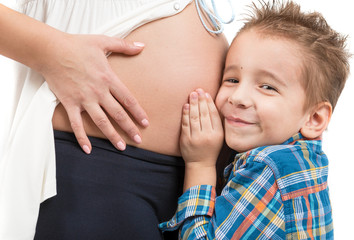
[
  {"x1": 134, "y1": 42, "x2": 145, "y2": 47},
  {"x1": 83, "y1": 145, "x2": 91, "y2": 154},
  {"x1": 205, "y1": 93, "x2": 210, "y2": 99},
  {"x1": 190, "y1": 92, "x2": 198, "y2": 99},
  {"x1": 117, "y1": 141, "x2": 126, "y2": 151},
  {"x1": 133, "y1": 134, "x2": 142, "y2": 144},
  {"x1": 196, "y1": 89, "x2": 206, "y2": 98},
  {"x1": 196, "y1": 88, "x2": 203, "y2": 94},
  {"x1": 141, "y1": 118, "x2": 149, "y2": 127}
]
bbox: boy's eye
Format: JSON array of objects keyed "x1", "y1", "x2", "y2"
[
  {"x1": 224, "y1": 78, "x2": 239, "y2": 84},
  {"x1": 260, "y1": 84, "x2": 277, "y2": 92}
]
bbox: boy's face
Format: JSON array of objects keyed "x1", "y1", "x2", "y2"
[{"x1": 216, "y1": 30, "x2": 309, "y2": 152}]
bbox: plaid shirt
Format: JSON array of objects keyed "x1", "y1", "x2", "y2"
[{"x1": 159, "y1": 133, "x2": 333, "y2": 239}]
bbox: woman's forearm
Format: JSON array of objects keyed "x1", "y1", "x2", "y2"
[
  {"x1": 0, "y1": 3, "x2": 149, "y2": 154},
  {"x1": 0, "y1": 4, "x2": 65, "y2": 73}
]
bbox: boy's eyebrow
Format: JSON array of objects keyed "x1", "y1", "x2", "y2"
[
  {"x1": 256, "y1": 69, "x2": 287, "y2": 87},
  {"x1": 224, "y1": 65, "x2": 287, "y2": 87},
  {"x1": 223, "y1": 64, "x2": 239, "y2": 74}
]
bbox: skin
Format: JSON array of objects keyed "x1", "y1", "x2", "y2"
[
  {"x1": 180, "y1": 89, "x2": 223, "y2": 191},
  {"x1": 52, "y1": 2, "x2": 229, "y2": 156},
  {"x1": 216, "y1": 30, "x2": 309, "y2": 152},
  {"x1": 181, "y1": 29, "x2": 332, "y2": 191},
  {"x1": 0, "y1": 4, "x2": 148, "y2": 154}
]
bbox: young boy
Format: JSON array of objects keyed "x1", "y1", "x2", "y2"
[{"x1": 159, "y1": 0, "x2": 350, "y2": 239}]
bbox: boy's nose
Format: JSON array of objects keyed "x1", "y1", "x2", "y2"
[{"x1": 228, "y1": 86, "x2": 252, "y2": 109}]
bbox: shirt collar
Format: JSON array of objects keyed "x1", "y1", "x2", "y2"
[{"x1": 223, "y1": 132, "x2": 323, "y2": 180}]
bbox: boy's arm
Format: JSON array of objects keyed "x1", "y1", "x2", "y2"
[
  {"x1": 159, "y1": 89, "x2": 286, "y2": 239},
  {"x1": 179, "y1": 88, "x2": 224, "y2": 191},
  {"x1": 159, "y1": 163, "x2": 286, "y2": 240}
]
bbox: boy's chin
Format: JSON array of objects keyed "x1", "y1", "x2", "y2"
[
  {"x1": 224, "y1": 133, "x2": 261, "y2": 153},
  {"x1": 225, "y1": 140, "x2": 252, "y2": 153}
]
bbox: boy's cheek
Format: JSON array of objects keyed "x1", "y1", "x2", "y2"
[
  {"x1": 215, "y1": 92, "x2": 227, "y2": 118},
  {"x1": 215, "y1": 93, "x2": 223, "y2": 111}
]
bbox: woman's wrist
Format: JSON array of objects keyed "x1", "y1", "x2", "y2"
[{"x1": 30, "y1": 28, "x2": 69, "y2": 75}]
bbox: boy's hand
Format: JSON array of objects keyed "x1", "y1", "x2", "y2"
[
  {"x1": 180, "y1": 88, "x2": 224, "y2": 168},
  {"x1": 180, "y1": 88, "x2": 224, "y2": 190}
]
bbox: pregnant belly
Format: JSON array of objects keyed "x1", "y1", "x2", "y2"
[{"x1": 52, "y1": 2, "x2": 228, "y2": 156}]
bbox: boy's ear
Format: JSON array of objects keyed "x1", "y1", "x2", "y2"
[{"x1": 300, "y1": 102, "x2": 332, "y2": 139}]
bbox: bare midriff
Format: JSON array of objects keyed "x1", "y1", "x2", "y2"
[{"x1": 52, "y1": 2, "x2": 228, "y2": 156}]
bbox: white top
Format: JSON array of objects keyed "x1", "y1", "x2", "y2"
[{"x1": 0, "y1": 0, "x2": 192, "y2": 239}]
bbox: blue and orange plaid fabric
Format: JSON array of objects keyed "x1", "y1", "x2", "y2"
[{"x1": 159, "y1": 133, "x2": 333, "y2": 239}]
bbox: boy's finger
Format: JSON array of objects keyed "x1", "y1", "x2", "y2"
[
  {"x1": 196, "y1": 89, "x2": 212, "y2": 131},
  {"x1": 206, "y1": 92, "x2": 223, "y2": 131},
  {"x1": 189, "y1": 91, "x2": 201, "y2": 135},
  {"x1": 181, "y1": 104, "x2": 191, "y2": 138}
]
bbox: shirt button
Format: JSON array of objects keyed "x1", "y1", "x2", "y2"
[{"x1": 174, "y1": 2, "x2": 180, "y2": 11}]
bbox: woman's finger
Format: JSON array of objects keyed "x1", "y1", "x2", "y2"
[
  {"x1": 108, "y1": 73, "x2": 149, "y2": 128},
  {"x1": 100, "y1": 95, "x2": 142, "y2": 144},
  {"x1": 84, "y1": 104, "x2": 126, "y2": 151},
  {"x1": 103, "y1": 36, "x2": 145, "y2": 56},
  {"x1": 64, "y1": 105, "x2": 92, "y2": 154}
]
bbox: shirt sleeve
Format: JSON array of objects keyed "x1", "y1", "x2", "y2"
[{"x1": 159, "y1": 161, "x2": 286, "y2": 239}]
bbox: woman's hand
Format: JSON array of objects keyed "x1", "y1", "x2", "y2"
[
  {"x1": 0, "y1": 5, "x2": 149, "y2": 153},
  {"x1": 180, "y1": 88, "x2": 224, "y2": 190},
  {"x1": 41, "y1": 33, "x2": 149, "y2": 153}
]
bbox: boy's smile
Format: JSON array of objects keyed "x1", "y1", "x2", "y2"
[
  {"x1": 216, "y1": 30, "x2": 310, "y2": 152},
  {"x1": 225, "y1": 116, "x2": 256, "y2": 127}
]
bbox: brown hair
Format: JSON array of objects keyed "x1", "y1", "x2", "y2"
[{"x1": 236, "y1": 0, "x2": 351, "y2": 111}]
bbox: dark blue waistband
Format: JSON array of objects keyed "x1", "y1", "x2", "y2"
[{"x1": 54, "y1": 130, "x2": 185, "y2": 167}]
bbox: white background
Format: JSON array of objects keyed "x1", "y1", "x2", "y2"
[{"x1": 1, "y1": 0, "x2": 353, "y2": 238}]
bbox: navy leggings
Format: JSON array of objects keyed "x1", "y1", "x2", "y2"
[{"x1": 34, "y1": 130, "x2": 184, "y2": 240}]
